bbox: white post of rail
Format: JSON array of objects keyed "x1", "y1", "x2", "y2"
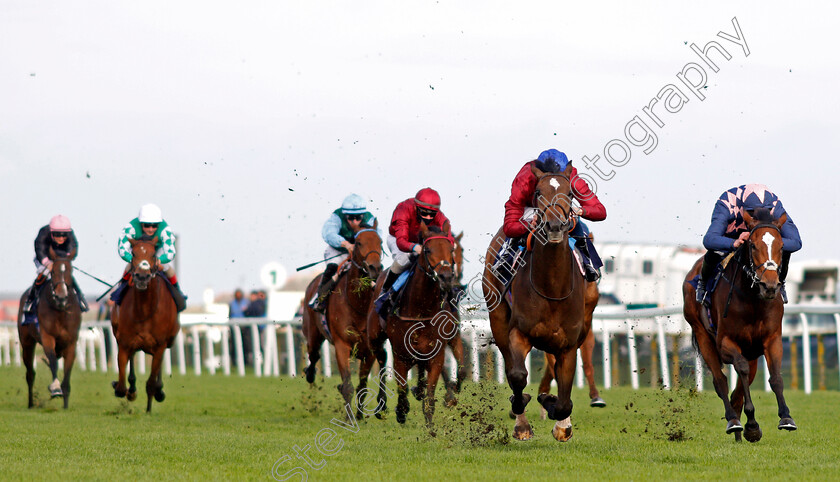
[
  {"x1": 603, "y1": 327, "x2": 611, "y2": 389},
  {"x1": 282, "y1": 323, "x2": 292, "y2": 377},
  {"x1": 164, "y1": 348, "x2": 172, "y2": 376},
  {"x1": 205, "y1": 330, "x2": 216, "y2": 375},
  {"x1": 494, "y1": 345, "x2": 504, "y2": 384},
  {"x1": 76, "y1": 337, "x2": 86, "y2": 371},
  {"x1": 835, "y1": 313, "x2": 840, "y2": 391},
  {"x1": 191, "y1": 326, "x2": 201, "y2": 375},
  {"x1": 729, "y1": 365, "x2": 737, "y2": 393},
  {"x1": 176, "y1": 330, "x2": 187, "y2": 375},
  {"x1": 385, "y1": 341, "x2": 393, "y2": 381},
  {"x1": 626, "y1": 319, "x2": 639, "y2": 390},
  {"x1": 800, "y1": 313, "x2": 812, "y2": 394},
  {"x1": 321, "y1": 340, "x2": 332, "y2": 378},
  {"x1": 232, "y1": 325, "x2": 245, "y2": 376},
  {"x1": 695, "y1": 352, "x2": 704, "y2": 392},
  {"x1": 657, "y1": 317, "x2": 670, "y2": 390},
  {"x1": 471, "y1": 328, "x2": 480, "y2": 382},
  {"x1": 762, "y1": 355, "x2": 770, "y2": 392},
  {"x1": 110, "y1": 327, "x2": 118, "y2": 373},
  {"x1": 525, "y1": 350, "x2": 532, "y2": 385},
  {"x1": 98, "y1": 330, "x2": 108, "y2": 372},
  {"x1": 575, "y1": 350, "x2": 584, "y2": 388},
  {"x1": 251, "y1": 324, "x2": 262, "y2": 377},
  {"x1": 221, "y1": 328, "x2": 230, "y2": 376}
]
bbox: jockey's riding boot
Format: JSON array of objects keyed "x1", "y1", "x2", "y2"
[
  {"x1": 72, "y1": 278, "x2": 90, "y2": 313},
  {"x1": 310, "y1": 263, "x2": 338, "y2": 312},
  {"x1": 375, "y1": 270, "x2": 401, "y2": 317},
  {"x1": 23, "y1": 274, "x2": 47, "y2": 313},
  {"x1": 780, "y1": 282, "x2": 788, "y2": 304},
  {"x1": 583, "y1": 262, "x2": 601, "y2": 282},
  {"x1": 170, "y1": 281, "x2": 188, "y2": 312},
  {"x1": 779, "y1": 251, "x2": 791, "y2": 304},
  {"x1": 110, "y1": 272, "x2": 131, "y2": 305}
]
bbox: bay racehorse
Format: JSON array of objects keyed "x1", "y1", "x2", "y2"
[
  {"x1": 683, "y1": 207, "x2": 796, "y2": 442},
  {"x1": 366, "y1": 222, "x2": 457, "y2": 425},
  {"x1": 483, "y1": 162, "x2": 589, "y2": 441},
  {"x1": 17, "y1": 247, "x2": 82, "y2": 408},
  {"x1": 302, "y1": 222, "x2": 383, "y2": 419},
  {"x1": 538, "y1": 276, "x2": 605, "y2": 411},
  {"x1": 412, "y1": 230, "x2": 467, "y2": 407},
  {"x1": 111, "y1": 237, "x2": 180, "y2": 413}
]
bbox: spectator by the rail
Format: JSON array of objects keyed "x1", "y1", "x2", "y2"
[{"x1": 228, "y1": 288, "x2": 252, "y2": 364}]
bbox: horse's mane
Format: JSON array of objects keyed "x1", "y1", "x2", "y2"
[
  {"x1": 748, "y1": 207, "x2": 774, "y2": 224},
  {"x1": 419, "y1": 225, "x2": 447, "y2": 242}
]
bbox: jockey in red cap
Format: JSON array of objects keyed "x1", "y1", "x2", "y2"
[
  {"x1": 495, "y1": 149, "x2": 607, "y2": 284},
  {"x1": 22, "y1": 215, "x2": 88, "y2": 321},
  {"x1": 375, "y1": 188, "x2": 455, "y2": 316}
]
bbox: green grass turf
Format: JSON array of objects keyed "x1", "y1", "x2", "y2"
[{"x1": 1, "y1": 365, "x2": 838, "y2": 481}]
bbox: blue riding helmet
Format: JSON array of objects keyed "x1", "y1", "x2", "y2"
[
  {"x1": 536, "y1": 149, "x2": 569, "y2": 173},
  {"x1": 341, "y1": 193, "x2": 367, "y2": 215}
]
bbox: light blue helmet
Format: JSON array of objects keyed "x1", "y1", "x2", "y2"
[{"x1": 340, "y1": 194, "x2": 367, "y2": 215}]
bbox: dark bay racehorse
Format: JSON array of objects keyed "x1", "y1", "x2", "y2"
[
  {"x1": 412, "y1": 230, "x2": 467, "y2": 407},
  {"x1": 539, "y1": 277, "x2": 605, "y2": 410},
  {"x1": 17, "y1": 248, "x2": 82, "y2": 408},
  {"x1": 684, "y1": 208, "x2": 796, "y2": 442},
  {"x1": 302, "y1": 222, "x2": 383, "y2": 418},
  {"x1": 111, "y1": 237, "x2": 180, "y2": 413},
  {"x1": 367, "y1": 222, "x2": 456, "y2": 425},
  {"x1": 483, "y1": 162, "x2": 588, "y2": 441}
]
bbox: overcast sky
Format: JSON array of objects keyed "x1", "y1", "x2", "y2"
[{"x1": 1, "y1": 1, "x2": 838, "y2": 301}]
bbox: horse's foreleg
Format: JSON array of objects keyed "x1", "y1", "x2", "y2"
[
  {"x1": 146, "y1": 346, "x2": 166, "y2": 413},
  {"x1": 537, "y1": 354, "x2": 555, "y2": 420},
  {"x1": 581, "y1": 330, "x2": 604, "y2": 407},
  {"x1": 61, "y1": 342, "x2": 77, "y2": 409},
  {"x1": 303, "y1": 321, "x2": 325, "y2": 385},
  {"x1": 694, "y1": 329, "x2": 740, "y2": 434},
  {"x1": 764, "y1": 333, "x2": 796, "y2": 432},
  {"x1": 370, "y1": 336, "x2": 390, "y2": 419},
  {"x1": 722, "y1": 337, "x2": 760, "y2": 442},
  {"x1": 542, "y1": 349, "x2": 576, "y2": 442},
  {"x1": 113, "y1": 346, "x2": 129, "y2": 398},
  {"x1": 355, "y1": 353, "x2": 376, "y2": 420},
  {"x1": 423, "y1": 355, "x2": 445, "y2": 427},
  {"x1": 507, "y1": 329, "x2": 533, "y2": 441},
  {"x1": 333, "y1": 342, "x2": 354, "y2": 409},
  {"x1": 21, "y1": 334, "x2": 36, "y2": 408},
  {"x1": 394, "y1": 358, "x2": 411, "y2": 424},
  {"x1": 127, "y1": 356, "x2": 138, "y2": 402},
  {"x1": 41, "y1": 334, "x2": 63, "y2": 398},
  {"x1": 449, "y1": 336, "x2": 467, "y2": 393},
  {"x1": 412, "y1": 365, "x2": 427, "y2": 402},
  {"x1": 730, "y1": 359, "x2": 757, "y2": 418}
]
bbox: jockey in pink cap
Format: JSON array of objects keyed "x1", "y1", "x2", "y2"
[{"x1": 22, "y1": 215, "x2": 88, "y2": 320}]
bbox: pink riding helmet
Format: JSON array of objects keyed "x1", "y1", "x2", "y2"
[{"x1": 49, "y1": 214, "x2": 72, "y2": 232}]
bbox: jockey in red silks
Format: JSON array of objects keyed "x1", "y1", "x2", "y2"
[
  {"x1": 497, "y1": 149, "x2": 607, "y2": 282},
  {"x1": 375, "y1": 187, "x2": 455, "y2": 316}
]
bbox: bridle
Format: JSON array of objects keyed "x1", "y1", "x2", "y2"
[
  {"x1": 419, "y1": 235, "x2": 454, "y2": 284},
  {"x1": 350, "y1": 228, "x2": 382, "y2": 273},
  {"x1": 47, "y1": 260, "x2": 72, "y2": 311},
  {"x1": 738, "y1": 223, "x2": 783, "y2": 289},
  {"x1": 533, "y1": 173, "x2": 574, "y2": 233}
]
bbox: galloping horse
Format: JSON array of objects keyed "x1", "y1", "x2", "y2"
[
  {"x1": 17, "y1": 248, "x2": 82, "y2": 408},
  {"x1": 412, "y1": 230, "x2": 467, "y2": 407},
  {"x1": 367, "y1": 222, "x2": 456, "y2": 425},
  {"x1": 111, "y1": 237, "x2": 180, "y2": 413},
  {"x1": 302, "y1": 222, "x2": 383, "y2": 418},
  {"x1": 483, "y1": 162, "x2": 588, "y2": 441},
  {"x1": 683, "y1": 208, "x2": 796, "y2": 442},
  {"x1": 538, "y1": 277, "x2": 605, "y2": 410}
]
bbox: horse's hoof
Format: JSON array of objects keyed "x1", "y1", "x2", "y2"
[
  {"x1": 508, "y1": 410, "x2": 516, "y2": 420},
  {"x1": 48, "y1": 380, "x2": 63, "y2": 398},
  {"x1": 540, "y1": 407, "x2": 547, "y2": 421},
  {"x1": 725, "y1": 419, "x2": 743, "y2": 434},
  {"x1": 744, "y1": 423, "x2": 762, "y2": 443},
  {"x1": 304, "y1": 367, "x2": 316, "y2": 384},
  {"x1": 411, "y1": 386, "x2": 424, "y2": 401},
  {"x1": 375, "y1": 409, "x2": 387, "y2": 420},
  {"x1": 127, "y1": 390, "x2": 137, "y2": 402},
  {"x1": 590, "y1": 397, "x2": 606, "y2": 408},
  {"x1": 778, "y1": 418, "x2": 797, "y2": 431},
  {"x1": 396, "y1": 411, "x2": 407, "y2": 424},
  {"x1": 513, "y1": 424, "x2": 533, "y2": 441},
  {"x1": 552, "y1": 418, "x2": 573, "y2": 442},
  {"x1": 49, "y1": 388, "x2": 63, "y2": 399},
  {"x1": 154, "y1": 390, "x2": 165, "y2": 402}
]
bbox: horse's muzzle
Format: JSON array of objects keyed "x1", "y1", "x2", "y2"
[
  {"x1": 133, "y1": 272, "x2": 153, "y2": 290},
  {"x1": 758, "y1": 281, "x2": 780, "y2": 301}
]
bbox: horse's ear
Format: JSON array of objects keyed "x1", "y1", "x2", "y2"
[
  {"x1": 68, "y1": 246, "x2": 77, "y2": 260},
  {"x1": 563, "y1": 161, "x2": 574, "y2": 176},
  {"x1": 48, "y1": 246, "x2": 56, "y2": 261},
  {"x1": 455, "y1": 231, "x2": 463, "y2": 242},
  {"x1": 442, "y1": 220, "x2": 451, "y2": 236},
  {"x1": 742, "y1": 209, "x2": 757, "y2": 229},
  {"x1": 774, "y1": 212, "x2": 788, "y2": 229},
  {"x1": 152, "y1": 236, "x2": 159, "y2": 246},
  {"x1": 419, "y1": 222, "x2": 430, "y2": 240},
  {"x1": 373, "y1": 218, "x2": 379, "y2": 230},
  {"x1": 530, "y1": 162, "x2": 545, "y2": 179},
  {"x1": 128, "y1": 238, "x2": 138, "y2": 247}
]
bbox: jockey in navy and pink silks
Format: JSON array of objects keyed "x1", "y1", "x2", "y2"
[
  {"x1": 501, "y1": 149, "x2": 607, "y2": 281},
  {"x1": 376, "y1": 188, "x2": 455, "y2": 316},
  {"x1": 696, "y1": 184, "x2": 802, "y2": 304}
]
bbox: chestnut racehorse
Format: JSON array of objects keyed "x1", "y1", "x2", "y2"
[
  {"x1": 483, "y1": 162, "x2": 589, "y2": 442},
  {"x1": 538, "y1": 277, "x2": 605, "y2": 410},
  {"x1": 302, "y1": 222, "x2": 383, "y2": 418},
  {"x1": 367, "y1": 222, "x2": 456, "y2": 425},
  {"x1": 111, "y1": 237, "x2": 180, "y2": 413},
  {"x1": 684, "y1": 208, "x2": 796, "y2": 442},
  {"x1": 17, "y1": 247, "x2": 82, "y2": 408}
]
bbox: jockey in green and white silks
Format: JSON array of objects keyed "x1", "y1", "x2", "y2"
[
  {"x1": 310, "y1": 193, "x2": 378, "y2": 312},
  {"x1": 112, "y1": 203, "x2": 187, "y2": 311}
]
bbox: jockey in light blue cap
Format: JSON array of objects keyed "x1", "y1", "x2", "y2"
[{"x1": 310, "y1": 194, "x2": 379, "y2": 312}]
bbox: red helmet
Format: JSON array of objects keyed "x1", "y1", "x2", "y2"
[
  {"x1": 49, "y1": 214, "x2": 72, "y2": 232},
  {"x1": 414, "y1": 188, "x2": 441, "y2": 212}
]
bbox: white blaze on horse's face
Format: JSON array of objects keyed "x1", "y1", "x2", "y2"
[
  {"x1": 549, "y1": 178, "x2": 561, "y2": 190},
  {"x1": 138, "y1": 260, "x2": 152, "y2": 271},
  {"x1": 760, "y1": 232, "x2": 779, "y2": 271}
]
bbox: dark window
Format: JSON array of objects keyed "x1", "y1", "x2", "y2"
[
  {"x1": 604, "y1": 259, "x2": 615, "y2": 273},
  {"x1": 642, "y1": 260, "x2": 653, "y2": 275}
]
